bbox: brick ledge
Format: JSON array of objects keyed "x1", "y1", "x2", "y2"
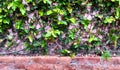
[{"x1": 0, "y1": 56, "x2": 119, "y2": 70}]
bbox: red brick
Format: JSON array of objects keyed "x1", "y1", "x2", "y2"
[
  {"x1": 108, "y1": 65, "x2": 120, "y2": 70},
  {"x1": 0, "y1": 66, "x2": 11, "y2": 70},
  {"x1": 72, "y1": 57, "x2": 87, "y2": 65},
  {"x1": 79, "y1": 65, "x2": 93, "y2": 70},
  {"x1": 86, "y1": 57, "x2": 100, "y2": 64},
  {"x1": 59, "y1": 57, "x2": 71, "y2": 64},
  {"x1": 14, "y1": 63, "x2": 25, "y2": 69},
  {"x1": 26, "y1": 63, "x2": 54, "y2": 70},
  {"x1": 14, "y1": 56, "x2": 30, "y2": 64},
  {"x1": 44, "y1": 64, "x2": 55, "y2": 70},
  {"x1": 25, "y1": 63, "x2": 42, "y2": 70},
  {"x1": 107, "y1": 57, "x2": 120, "y2": 65},
  {"x1": 0, "y1": 56, "x2": 120, "y2": 70},
  {"x1": 72, "y1": 57, "x2": 100, "y2": 65},
  {"x1": 55, "y1": 64, "x2": 63, "y2": 70},
  {"x1": 40, "y1": 56, "x2": 58, "y2": 64},
  {"x1": 0, "y1": 56, "x2": 15, "y2": 63},
  {"x1": 31, "y1": 56, "x2": 43, "y2": 64},
  {"x1": 93, "y1": 66, "x2": 106, "y2": 70},
  {"x1": 63, "y1": 64, "x2": 76, "y2": 70},
  {"x1": 0, "y1": 64, "x2": 9, "y2": 69}
]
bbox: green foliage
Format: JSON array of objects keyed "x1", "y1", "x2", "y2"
[
  {"x1": 88, "y1": 35, "x2": 99, "y2": 43},
  {"x1": 61, "y1": 49, "x2": 71, "y2": 56},
  {"x1": 19, "y1": 4, "x2": 26, "y2": 15},
  {"x1": 69, "y1": 17, "x2": 76, "y2": 24},
  {"x1": 81, "y1": 19, "x2": 90, "y2": 29},
  {"x1": 104, "y1": 16, "x2": 115, "y2": 24},
  {"x1": 115, "y1": 8, "x2": 120, "y2": 19},
  {"x1": 0, "y1": 0, "x2": 120, "y2": 56},
  {"x1": 58, "y1": 21, "x2": 67, "y2": 25},
  {"x1": 101, "y1": 50, "x2": 112, "y2": 61},
  {"x1": 44, "y1": 29, "x2": 61, "y2": 39}
]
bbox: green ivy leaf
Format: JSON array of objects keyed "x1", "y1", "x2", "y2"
[
  {"x1": 44, "y1": 31, "x2": 51, "y2": 38},
  {"x1": 3, "y1": 18, "x2": 10, "y2": 24},
  {"x1": 111, "y1": 0, "x2": 115, "y2": 2},
  {"x1": 88, "y1": 35, "x2": 99, "y2": 43},
  {"x1": 51, "y1": 30, "x2": 59, "y2": 37},
  {"x1": 47, "y1": 10, "x2": 53, "y2": 15},
  {"x1": 0, "y1": 8, "x2": 2, "y2": 13},
  {"x1": 0, "y1": 29, "x2": 2, "y2": 33},
  {"x1": 88, "y1": 36, "x2": 94, "y2": 43},
  {"x1": 96, "y1": 14, "x2": 103, "y2": 19},
  {"x1": 8, "y1": 3, "x2": 13, "y2": 9},
  {"x1": 0, "y1": 18, "x2": 2, "y2": 23},
  {"x1": 45, "y1": 29, "x2": 61, "y2": 38},
  {"x1": 33, "y1": 41, "x2": 40, "y2": 47},
  {"x1": 69, "y1": 32, "x2": 75, "y2": 39},
  {"x1": 81, "y1": 19, "x2": 90, "y2": 29},
  {"x1": 24, "y1": 29, "x2": 29, "y2": 33},
  {"x1": 24, "y1": 42, "x2": 29, "y2": 47},
  {"x1": 70, "y1": 17, "x2": 76, "y2": 24},
  {"x1": 67, "y1": 7, "x2": 72, "y2": 13},
  {"x1": 115, "y1": 8, "x2": 120, "y2": 19},
  {"x1": 28, "y1": 35, "x2": 33, "y2": 42},
  {"x1": 15, "y1": 20, "x2": 22, "y2": 29},
  {"x1": 59, "y1": 10, "x2": 66, "y2": 15},
  {"x1": 111, "y1": 34, "x2": 118, "y2": 42},
  {"x1": 51, "y1": 31, "x2": 57, "y2": 37},
  {"x1": 41, "y1": 41, "x2": 46, "y2": 48},
  {"x1": 43, "y1": 0, "x2": 51, "y2": 4},
  {"x1": 19, "y1": 4, "x2": 26, "y2": 15},
  {"x1": 39, "y1": 11, "x2": 44, "y2": 16},
  {"x1": 111, "y1": 34, "x2": 118, "y2": 47},
  {"x1": 8, "y1": 1, "x2": 20, "y2": 11},
  {"x1": 0, "y1": 16, "x2": 2, "y2": 19},
  {"x1": 30, "y1": 25, "x2": 34, "y2": 29},
  {"x1": 104, "y1": 16, "x2": 115, "y2": 23},
  {"x1": 54, "y1": 30, "x2": 61, "y2": 35},
  {"x1": 58, "y1": 21, "x2": 67, "y2": 25},
  {"x1": 61, "y1": 49, "x2": 71, "y2": 55},
  {"x1": 101, "y1": 51, "x2": 111, "y2": 61},
  {"x1": 53, "y1": 8, "x2": 60, "y2": 13},
  {"x1": 26, "y1": 0, "x2": 33, "y2": 3}
]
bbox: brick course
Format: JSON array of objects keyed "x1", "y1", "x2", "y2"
[{"x1": 0, "y1": 56, "x2": 119, "y2": 70}]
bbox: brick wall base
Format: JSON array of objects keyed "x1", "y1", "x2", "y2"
[{"x1": 0, "y1": 56, "x2": 119, "y2": 70}]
